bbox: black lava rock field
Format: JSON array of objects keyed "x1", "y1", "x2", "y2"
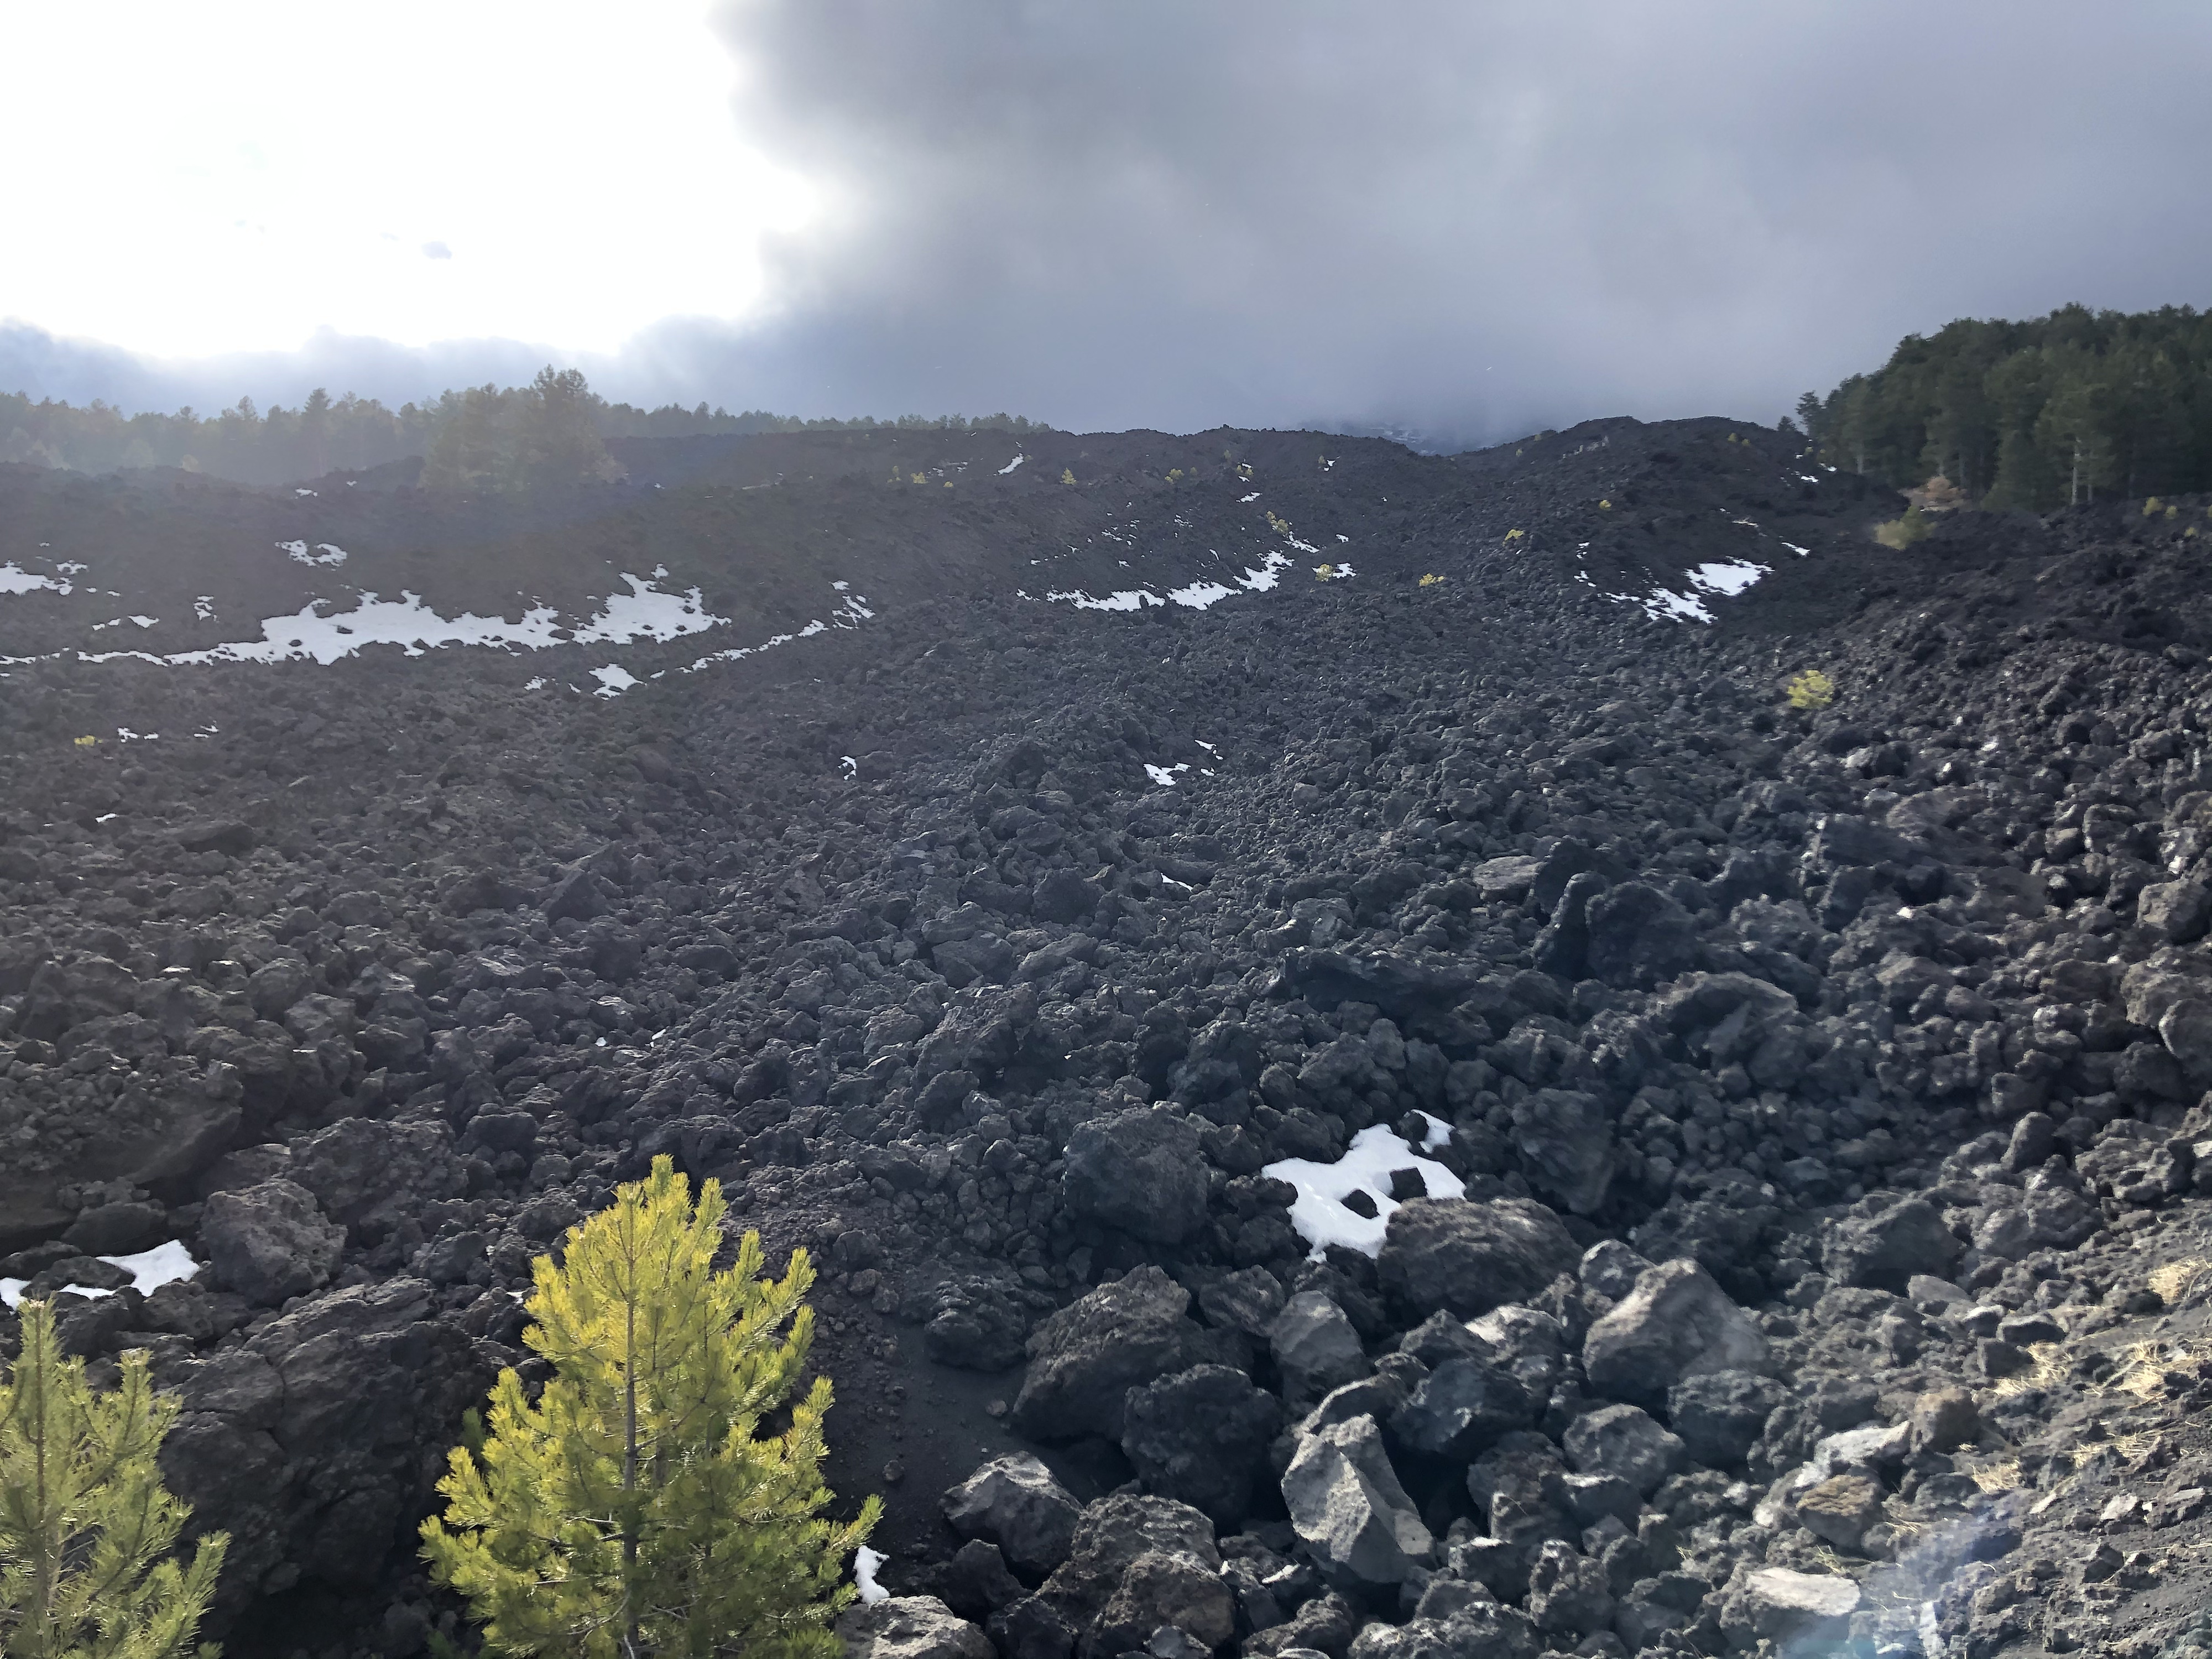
[{"x1": 5, "y1": 418, "x2": 2212, "y2": 1659}]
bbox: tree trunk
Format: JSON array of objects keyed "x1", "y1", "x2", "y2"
[{"x1": 623, "y1": 1296, "x2": 640, "y2": 1659}]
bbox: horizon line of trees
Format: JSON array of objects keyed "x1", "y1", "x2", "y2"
[
  {"x1": 0, "y1": 371, "x2": 1053, "y2": 487},
  {"x1": 1796, "y1": 301, "x2": 2212, "y2": 510}
]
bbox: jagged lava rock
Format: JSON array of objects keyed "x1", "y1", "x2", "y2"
[
  {"x1": 1582, "y1": 1259, "x2": 1768, "y2": 1409},
  {"x1": 1375, "y1": 1197, "x2": 1580, "y2": 1319}
]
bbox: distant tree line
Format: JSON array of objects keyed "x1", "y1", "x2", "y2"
[
  {"x1": 1796, "y1": 302, "x2": 2212, "y2": 509},
  {"x1": 0, "y1": 370, "x2": 1052, "y2": 487}
]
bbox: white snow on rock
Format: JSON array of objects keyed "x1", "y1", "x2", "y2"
[
  {"x1": 1049, "y1": 550, "x2": 1293, "y2": 615},
  {"x1": 134, "y1": 575, "x2": 724, "y2": 667},
  {"x1": 590, "y1": 664, "x2": 639, "y2": 697},
  {"x1": 1262, "y1": 1117, "x2": 1465, "y2": 1259},
  {"x1": 1636, "y1": 588, "x2": 1715, "y2": 624},
  {"x1": 1, "y1": 1239, "x2": 200, "y2": 1310},
  {"x1": 1051, "y1": 588, "x2": 1151, "y2": 612},
  {"x1": 854, "y1": 1546, "x2": 890, "y2": 1604},
  {"x1": 170, "y1": 592, "x2": 566, "y2": 664},
  {"x1": 678, "y1": 586, "x2": 874, "y2": 677},
  {"x1": 279, "y1": 540, "x2": 349, "y2": 567},
  {"x1": 998, "y1": 454, "x2": 1026, "y2": 474},
  {"x1": 1687, "y1": 559, "x2": 1770, "y2": 596},
  {"x1": 1144, "y1": 763, "x2": 1190, "y2": 788},
  {"x1": 572, "y1": 574, "x2": 722, "y2": 644},
  {"x1": 0, "y1": 564, "x2": 72, "y2": 595},
  {"x1": 1603, "y1": 557, "x2": 1770, "y2": 626}
]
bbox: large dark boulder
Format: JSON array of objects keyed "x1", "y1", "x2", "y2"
[
  {"x1": 1389, "y1": 1353, "x2": 1541, "y2": 1460},
  {"x1": 1376, "y1": 1198, "x2": 1579, "y2": 1319},
  {"x1": 1278, "y1": 948, "x2": 1481, "y2": 1023},
  {"x1": 288, "y1": 1118, "x2": 468, "y2": 1245},
  {"x1": 914, "y1": 1271, "x2": 1037, "y2": 1373},
  {"x1": 1061, "y1": 1108, "x2": 1210, "y2": 1243},
  {"x1": 1583, "y1": 883, "x2": 1699, "y2": 988},
  {"x1": 200, "y1": 1180, "x2": 345, "y2": 1307},
  {"x1": 1666, "y1": 1369, "x2": 1788, "y2": 1468},
  {"x1": 1010, "y1": 1266, "x2": 1208, "y2": 1442},
  {"x1": 1030, "y1": 869, "x2": 1100, "y2": 924},
  {"x1": 1582, "y1": 1260, "x2": 1768, "y2": 1410},
  {"x1": 1035, "y1": 1491, "x2": 1221, "y2": 1641},
  {"x1": 1120, "y1": 1365, "x2": 1281, "y2": 1523},
  {"x1": 161, "y1": 1279, "x2": 490, "y2": 1631},
  {"x1": 1510, "y1": 1088, "x2": 1615, "y2": 1215},
  {"x1": 942, "y1": 1454, "x2": 1085, "y2": 1578},
  {"x1": 1821, "y1": 1196, "x2": 1961, "y2": 1291}
]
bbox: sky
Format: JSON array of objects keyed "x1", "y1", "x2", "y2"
[{"x1": 5, "y1": 0, "x2": 2211, "y2": 447}]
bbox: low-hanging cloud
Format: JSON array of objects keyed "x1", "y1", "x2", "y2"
[{"x1": 11, "y1": 1, "x2": 2212, "y2": 447}]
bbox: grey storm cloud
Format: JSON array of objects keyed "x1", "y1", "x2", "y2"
[{"x1": 9, "y1": 0, "x2": 2212, "y2": 446}]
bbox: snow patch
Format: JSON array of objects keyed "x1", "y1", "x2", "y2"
[
  {"x1": 678, "y1": 586, "x2": 873, "y2": 677},
  {"x1": 157, "y1": 575, "x2": 722, "y2": 666},
  {"x1": 855, "y1": 1546, "x2": 890, "y2": 1604},
  {"x1": 1636, "y1": 587, "x2": 1715, "y2": 624},
  {"x1": 589, "y1": 664, "x2": 638, "y2": 697},
  {"x1": 1687, "y1": 559, "x2": 1769, "y2": 596},
  {"x1": 1047, "y1": 550, "x2": 1293, "y2": 615},
  {"x1": 1262, "y1": 1119, "x2": 1465, "y2": 1259},
  {"x1": 2, "y1": 1239, "x2": 200, "y2": 1310},
  {"x1": 573, "y1": 575, "x2": 722, "y2": 644},
  {"x1": 279, "y1": 540, "x2": 348, "y2": 567},
  {"x1": 1144, "y1": 763, "x2": 1190, "y2": 788},
  {"x1": 0, "y1": 564, "x2": 72, "y2": 595},
  {"x1": 999, "y1": 454, "x2": 1026, "y2": 474}
]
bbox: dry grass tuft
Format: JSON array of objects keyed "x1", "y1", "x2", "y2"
[
  {"x1": 2148, "y1": 1258, "x2": 2209, "y2": 1307},
  {"x1": 1970, "y1": 1459, "x2": 2023, "y2": 1493}
]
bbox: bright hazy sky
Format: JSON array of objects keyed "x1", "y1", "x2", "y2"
[
  {"x1": 6, "y1": 1, "x2": 2211, "y2": 445},
  {"x1": 4, "y1": 2, "x2": 808, "y2": 357}
]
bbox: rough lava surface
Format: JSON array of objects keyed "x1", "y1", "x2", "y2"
[{"x1": 4, "y1": 419, "x2": 2212, "y2": 1659}]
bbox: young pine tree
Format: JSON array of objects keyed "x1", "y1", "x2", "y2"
[
  {"x1": 420, "y1": 1157, "x2": 878, "y2": 1659},
  {"x1": 0, "y1": 1300, "x2": 228, "y2": 1659}
]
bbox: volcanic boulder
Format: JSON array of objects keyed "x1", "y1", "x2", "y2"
[
  {"x1": 1010, "y1": 1265, "x2": 1211, "y2": 1442},
  {"x1": 1376, "y1": 1197, "x2": 1580, "y2": 1319},
  {"x1": 1582, "y1": 1259, "x2": 1768, "y2": 1410},
  {"x1": 1060, "y1": 1108, "x2": 1211, "y2": 1244}
]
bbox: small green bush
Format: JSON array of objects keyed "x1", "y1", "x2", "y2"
[
  {"x1": 1872, "y1": 505, "x2": 1931, "y2": 549},
  {"x1": 1786, "y1": 669, "x2": 1836, "y2": 711}
]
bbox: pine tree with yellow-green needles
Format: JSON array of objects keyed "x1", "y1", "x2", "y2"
[
  {"x1": 420, "y1": 1156, "x2": 878, "y2": 1659},
  {"x1": 1, "y1": 1300, "x2": 228, "y2": 1659}
]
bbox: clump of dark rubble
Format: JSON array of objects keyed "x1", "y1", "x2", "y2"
[{"x1": 2, "y1": 429, "x2": 2211, "y2": 1659}]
